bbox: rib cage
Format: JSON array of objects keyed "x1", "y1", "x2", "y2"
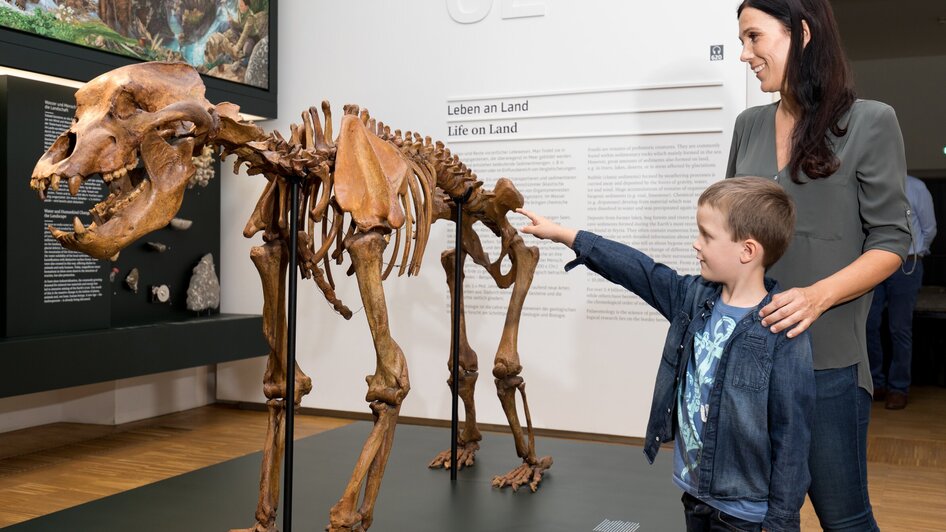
[{"x1": 231, "y1": 102, "x2": 503, "y2": 320}]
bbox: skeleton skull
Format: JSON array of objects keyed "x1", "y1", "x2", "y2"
[{"x1": 31, "y1": 62, "x2": 218, "y2": 259}]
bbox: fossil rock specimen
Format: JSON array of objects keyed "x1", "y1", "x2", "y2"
[
  {"x1": 186, "y1": 253, "x2": 220, "y2": 311},
  {"x1": 169, "y1": 217, "x2": 193, "y2": 231},
  {"x1": 188, "y1": 144, "x2": 215, "y2": 188},
  {"x1": 125, "y1": 267, "x2": 139, "y2": 293},
  {"x1": 150, "y1": 284, "x2": 170, "y2": 303}
]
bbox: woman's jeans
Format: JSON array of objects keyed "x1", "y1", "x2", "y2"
[{"x1": 808, "y1": 365, "x2": 879, "y2": 531}]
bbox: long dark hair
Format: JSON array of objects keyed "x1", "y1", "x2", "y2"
[{"x1": 738, "y1": 0, "x2": 856, "y2": 182}]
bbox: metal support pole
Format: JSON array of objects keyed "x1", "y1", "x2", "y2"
[
  {"x1": 283, "y1": 177, "x2": 300, "y2": 531},
  {"x1": 450, "y1": 187, "x2": 473, "y2": 482}
]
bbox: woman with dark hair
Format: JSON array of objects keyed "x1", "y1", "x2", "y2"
[{"x1": 728, "y1": 0, "x2": 910, "y2": 530}]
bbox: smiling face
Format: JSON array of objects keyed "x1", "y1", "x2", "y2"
[
  {"x1": 738, "y1": 7, "x2": 793, "y2": 93},
  {"x1": 692, "y1": 205, "x2": 747, "y2": 284}
]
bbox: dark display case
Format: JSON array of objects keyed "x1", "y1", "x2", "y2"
[{"x1": 0, "y1": 75, "x2": 266, "y2": 397}]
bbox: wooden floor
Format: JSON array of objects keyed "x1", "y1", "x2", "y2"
[
  {"x1": 0, "y1": 388, "x2": 944, "y2": 530},
  {"x1": 0, "y1": 405, "x2": 351, "y2": 528}
]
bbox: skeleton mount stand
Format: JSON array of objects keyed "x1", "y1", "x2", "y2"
[
  {"x1": 283, "y1": 176, "x2": 302, "y2": 532},
  {"x1": 450, "y1": 186, "x2": 474, "y2": 482}
]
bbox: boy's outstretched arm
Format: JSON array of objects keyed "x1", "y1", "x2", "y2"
[
  {"x1": 514, "y1": 208, "x2": 691, "y2": 320},
  {"x1": 516, "y1": 208, "x2": 578, "y2": 247},
  {"x1": 763, "y1": 332, "x2": 816, "y2": 532}
]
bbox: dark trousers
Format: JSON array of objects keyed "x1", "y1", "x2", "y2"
[
  {"x1": 866, "y1": 262, "x2": 923, "y2": 393},
  {"x1": 807, "y1": 365, "x2": 879, "y2": 531},
  {"x1": 681, "y1": 492, "x2": 762, "y2": 532}
]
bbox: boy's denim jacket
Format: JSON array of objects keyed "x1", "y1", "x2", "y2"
[{"x1": 566, "y1": 231, "x2": 815, "y2": 532}]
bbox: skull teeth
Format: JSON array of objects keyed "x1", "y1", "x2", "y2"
[
  {"x1": 94, "y1": 178, "x2": 145, "y2": 222},
  {"x1": 48, "y1": 225, "x2": 67, "y2": 239},
  {"x1": 73, "y1": 216, "x2": 86, "y2": 235},
  {"x1": 109, "y1": 185, "x2": 143, "y2": 214},
  {"x1": 103, "y1": 169, "x2": 126, "y2": 182},
  {"x1": 81, "y1": 151, "x2": 147, "y2": 228},
  {"x1": 69, "y1": 175, "x2": 82, "y2": 196},
  {"x1": 102, "y1": 157, "x2": 139, "y2": 183}
]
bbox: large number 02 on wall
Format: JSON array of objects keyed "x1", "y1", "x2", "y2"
[{"x1": 446, "y1": 0, "x2": 547, "y2": 23}]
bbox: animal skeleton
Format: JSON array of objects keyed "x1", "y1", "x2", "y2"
[{"x1": 30, "y1": 62, "x2": 551, "y2": 532}]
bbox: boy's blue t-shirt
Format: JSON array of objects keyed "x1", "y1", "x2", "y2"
[{"x1": 672, "y1": 297, "x2": 768, "y2": 523}]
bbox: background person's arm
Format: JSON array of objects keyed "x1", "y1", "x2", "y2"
[{"x1": 915, "y1": 181, "x2": 938, "y2": 253}]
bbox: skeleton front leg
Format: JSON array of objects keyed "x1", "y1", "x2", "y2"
[
  {"x1": 328, "y1": 231, "x2": 409, "y2": 532},
  {"x1": 231, "y1": 241, "x2": 313, "y2": 532},
  {"x1": 490, "y1": 236, "x2": 552, "y2": 492},
  {"x1": 429, "y1": 248, "x2": 482, "y2": 470}
]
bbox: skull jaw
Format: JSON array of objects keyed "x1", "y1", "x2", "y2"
[
  {"x1": 50, "y1": 135, "x2": 198, "y2": 260},
  {"x1": 52, "y1": 179, "x2": 189, "y2": 260}
]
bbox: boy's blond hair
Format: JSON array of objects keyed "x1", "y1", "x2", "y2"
[{"x1": 698, "y1": 177, "x2": 795, "y2": 268}]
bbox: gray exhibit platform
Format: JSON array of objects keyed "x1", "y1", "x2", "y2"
[{"x1": 8, "y1": 422, "x2": 683, "y2": 532}]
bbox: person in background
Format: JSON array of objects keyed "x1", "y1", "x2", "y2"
[
  {"x1": 866, "y1": 175, "x2": 937, "y2": 410},
  {"x1": 728, "y1": 0, "x2": 911, "y2": 529}
]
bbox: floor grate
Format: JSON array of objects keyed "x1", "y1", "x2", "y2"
[{"x1": 593, "y1": 519, "x2": 641, "y2": 532}]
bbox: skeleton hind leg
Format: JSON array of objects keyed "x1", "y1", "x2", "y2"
[
  {"x1": 428, "y1": 247, "x2": 482, "y2": 470},
  {"x1": 328, "y1": 231, "x2": 409, "y2": 532},
  {"x1": 480, "y1": 226, "x2": 552, "y2": 492}
]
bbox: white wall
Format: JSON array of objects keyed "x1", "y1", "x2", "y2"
[
  {"x1": 0, "y1": 367, "x2": 215, "y2": 433},
  {"x1": 218, "y1": 0, "x2": 756, "y2": 438},
  {"x1": 851, "y1": 54, "x2": 946, "y2": 171}
]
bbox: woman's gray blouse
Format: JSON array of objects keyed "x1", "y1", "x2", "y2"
[{"x1": 726, "y1": 100, "x2": 911, "y2": 392}]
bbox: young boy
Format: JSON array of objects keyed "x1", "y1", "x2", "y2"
[{"x1": 517, "y1": 177, "x2": 814, "y2": 532}]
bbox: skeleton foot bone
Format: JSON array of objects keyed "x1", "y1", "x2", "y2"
[
  {"x1": 428, "y1": 440, "x2": 480, "y2": 470},
  {"x1": 228, "y1": 524, "x2": 277, "y2": 532},
  {"x1": 491, "y1": 456, "x2": 553, "y2": 492}
]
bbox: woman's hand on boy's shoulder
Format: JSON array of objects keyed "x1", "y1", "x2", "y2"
[
  {"x1": 759, "y1": 285, "x2": 828, "y2": 339},
  {"x1": 515, "y1": 208, "x2": 578, "y2": 248}
]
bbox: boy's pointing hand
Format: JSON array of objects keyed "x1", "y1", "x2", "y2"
[{"x1": 515, "y1": 208, "x2": 577, "y2": 248}]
